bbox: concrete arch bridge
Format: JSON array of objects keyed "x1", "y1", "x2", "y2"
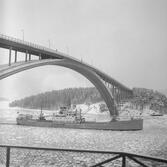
[{"x1": 0, "y1": 34, "x2": 133, "y2": 118}]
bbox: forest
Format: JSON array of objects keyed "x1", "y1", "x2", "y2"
[
  {"x1": 10, "y1": 87, "x2": 102, "y2": 110},
  {"x1": 10, "y1": 87, "x2": 167, "y2": 113}
]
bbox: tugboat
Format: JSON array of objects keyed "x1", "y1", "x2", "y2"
[{"x1": 16, "y1": 105, "x2": 143, "y2": 131}]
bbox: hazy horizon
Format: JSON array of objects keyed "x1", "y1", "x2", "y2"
[{"x1": 0, "y1": 0, "x2": 167, "y2": 101}]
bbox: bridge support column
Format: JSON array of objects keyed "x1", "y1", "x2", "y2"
[
  {"x1": 123, "y1": 91, "x2": 126, "y2": 99},
  {"x1": 131, "y1": 91, "x2": 133, "y2": 99},
  {"x1": 111, "y1": 85, "x2": 114, "y2": 96},
  {"x1": 128, "y1": 92, "x2": 132, "y2": 99},
  {"x1": 124, "y1": 92, "x2": 127, "y2": 99},
  {"x1": 120, "y1": 90, "x2": 123, "y2": 101},
  {"x1": 14, "y1": 50, "x2": 17, "y2": 63},
  {"x1": 9, "y1": 47, "x2": 12, "y2": 66},
  {"x1": 123, "y1": 91, "x2": 126, "y2": 100},
  {"x1": 127, "y1": 92, "x2": 130, "y2": 99},
  {"x1": 123, "y1": 91, "x2": 125, "y2": 100},
  {"x1": 29, "y1": 54, "x2": 31, "y2": 61},
  {"x1": 122, "y1": 91, "x2": 124, "y2": 101},
  {"x1": 116, "y1": 88, "x2": 118, "y2": 103},
  {"x1": 125, "y1": 91, "x2": 128, "y2": 99},
  {"x1": 39, "y1": 53, "x2": 41, "y2": 60},
  {"x1": 119, "y1": 90, "x2": 121, "y2": 101},
  {"x1": 119, "y1": 90, "x2": 122, "y2": 102},
  {"x1": 113, "y1": 86, "x2": 116, "y2": 98},
  {"x1": 25, "y1": 51, "x2": 28, "y2": 62},
  {"x1": 117, "y1": 89, "x2": 120, "y2": 103}
]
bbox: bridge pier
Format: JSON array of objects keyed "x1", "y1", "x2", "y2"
[
  {"x1": 39, "y1": 53, "x2": 41, "y2": 60},
  {"x1": 123, "y1": 91, "x2": 126, "y2": 100},
  {"x1": 121, "y1": 91, "x2": 124, "y2": 101},
  {"x1": 124, "y1": 91, "x2": 126, "y2": 99},
  {"x1": 29, "y1": 54, "x2": 31, "y2": 61},
  {"x1": 113, "y1": 86, "x2": 116, "y2": 98},
  {"x1": 114, "y1": 87, "x2": 117, "y2": 101},
  {"x1": 25, "y1": 51, "x2": 28, "y2": 62},
  {"x1": 15, "y1": 50, "x2": 17, "y2": 63},
  {"x1": 126, "y1": 91, "x2": 129, "y2": 99},
  {"x1": 116, "y1": 88, "x2": 119, "y2": 103},
  {"x1": 120, "y1": 90, "x2": 123, "y2": 101},
  {"x1": 117, "y1": 89, "x2": 120, "y2": 103},
  {"x1": 119, "y1": 90, "x2": 121, "y2": 101},
  {"x1": 111, "y1": 85, "x2": 114, "y2": 96},
  {"x1": 9, "y1": 47, "x2": 12, "y2": 66}
]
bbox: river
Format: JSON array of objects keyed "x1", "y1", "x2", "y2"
[{"x1": 0, "y1": 107, "x2": 167, "y2": 166}]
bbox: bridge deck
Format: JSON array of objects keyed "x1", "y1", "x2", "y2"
[{"x1": 0, "y1": 34, "x2": 132, "y2": 92}]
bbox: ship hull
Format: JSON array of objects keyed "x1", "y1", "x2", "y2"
[{"x1": 16, "y1": 118, "x2": 143, "y2": 131}]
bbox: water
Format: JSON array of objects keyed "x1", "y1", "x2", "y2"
[{"x1": 0, "y1": 107, "x2": 167, "y2": 160}]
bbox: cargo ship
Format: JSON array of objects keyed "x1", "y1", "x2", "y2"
[{"x1": 16, "y1": 106, "x2": 143, "y2": 131}]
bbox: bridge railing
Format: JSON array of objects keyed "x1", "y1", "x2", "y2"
[
  {"x1": 0, "y1": 145, "x2": 167, "y2": 167},
  {"x1": 0, "y1": 33, "x2": 88, "y2": 64},
  {"x1": 0, "y1": 33, "x2": 74, "y2": 59},
  {"x1": 0, "y1": 33, "x2": 47, "y2": 51}
]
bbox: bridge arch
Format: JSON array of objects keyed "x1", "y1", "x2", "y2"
[{"x1": 0, "y1": 59, "x2": 118, "y2": 116}]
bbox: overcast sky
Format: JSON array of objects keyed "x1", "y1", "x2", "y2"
[{"x1": 0, "y1": 0, "x2": 167, "y2": 101}]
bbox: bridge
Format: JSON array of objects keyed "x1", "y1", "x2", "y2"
[{"x1": 0, "y1": 34, "x2": 133, "y2": 117}]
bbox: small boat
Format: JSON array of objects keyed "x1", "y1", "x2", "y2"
[
  {"x1": 151, "y1": 113, "x2": 163, "y2": 116},
  {"x1": 16, "y1": 106, "x2": 143, "y2": 131}
]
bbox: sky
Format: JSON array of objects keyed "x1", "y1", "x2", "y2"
[{"x1": 0, "y1": 0, "x2": 167, "y2": 101}]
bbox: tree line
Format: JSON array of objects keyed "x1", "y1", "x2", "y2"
[
  {"x1": 9, "y1": 87, "x2": 102, "y2": 110},
  {"x1": 131, "y1": 88, "x2": 167, "y2": 113},
  {"x1": 10, "y1": 87, "x2": 167, "y2": 113}
]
